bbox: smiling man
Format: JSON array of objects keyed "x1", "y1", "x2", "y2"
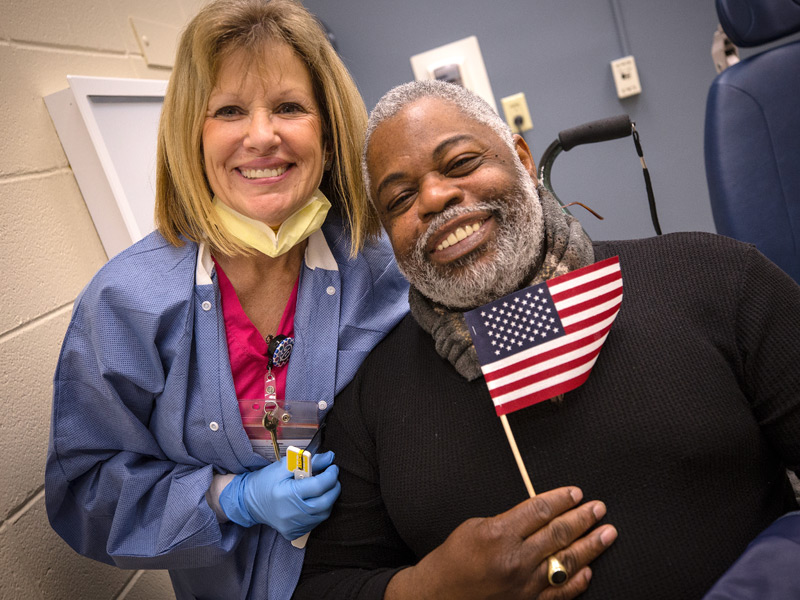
[{"x1": 293, "y1": 81, "x2": 800, "y2": 600}]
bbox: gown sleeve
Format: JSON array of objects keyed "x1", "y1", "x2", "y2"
[{"x1": 46, "y1": 279, "x2": 243, "y2": 570}]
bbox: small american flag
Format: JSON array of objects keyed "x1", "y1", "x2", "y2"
[{"x1": 464, "y1": 256, "x2": 623, "y2": 415}]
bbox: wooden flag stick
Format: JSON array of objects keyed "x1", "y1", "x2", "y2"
[{"x1": 500, "y1": 414, "x2": 536, "y2": 497}]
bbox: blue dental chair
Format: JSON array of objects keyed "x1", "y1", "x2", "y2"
[{"x1": 704, "y1": 0, "x2": 800, "y2": 283}]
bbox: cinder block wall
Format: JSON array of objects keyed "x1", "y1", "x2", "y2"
[{"x1": 0, "y1": 1, "x2": 204, "y2": 598}]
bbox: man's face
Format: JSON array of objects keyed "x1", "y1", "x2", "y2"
[{"x1": 367, "y1": 97, "x2": 544, "y2": 309}]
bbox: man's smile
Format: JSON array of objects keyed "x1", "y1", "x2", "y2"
[{"x1": 427, "y1": 213, "x2": 494, "y2": 263}]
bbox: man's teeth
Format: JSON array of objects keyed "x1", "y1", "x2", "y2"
[
  {"x1": 240, "y1": 165, "x2": 288, "y2": 179},
  {"x1": 436, "y1": 222, "x2": 483, "y2": 251}
]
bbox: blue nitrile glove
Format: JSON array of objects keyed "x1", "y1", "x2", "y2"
[{"x1": 218, "y1": 451, "x2": 341, "y2": 540}]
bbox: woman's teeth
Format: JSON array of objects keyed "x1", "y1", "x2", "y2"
[
  {"x1": 436, "y1": 222, "x2": 483, "y2": 251},
  {"x1": 240, "y1": 165, "x2": 288, "y2": 179}
]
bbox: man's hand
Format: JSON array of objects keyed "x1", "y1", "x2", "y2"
[{"x1": 385, "y1": 486, "x2": 616, "y2": 600}]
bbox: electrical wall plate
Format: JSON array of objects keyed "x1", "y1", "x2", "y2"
[
  {"x1": 610, "y1": 55, "x2": 642, "y2": 99},
  {"x1": 410, "y1": 36, "x2": 497, "y2": 112},
  {"x1": 501, "y1": 92, "x2": 533, "y2": 132}
]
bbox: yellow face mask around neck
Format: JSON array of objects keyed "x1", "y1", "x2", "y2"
[{"x1": 212, "y1": 189, "x2": 331, "y2": 258}]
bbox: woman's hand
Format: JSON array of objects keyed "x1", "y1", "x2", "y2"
[
  {"x1": 219, "y1": 451, "x2": 341, "y2": 540},
  {"x1": 385, "y1": 486, "x2": 616, "y2": 600}
]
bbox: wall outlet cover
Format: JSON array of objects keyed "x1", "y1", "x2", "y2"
[
  {"x1": 610, "y1": 55, "x2": 642, "y2": 99},
  {"x1": 500, "y1": 92, "x2": 533, "y2": 132}
]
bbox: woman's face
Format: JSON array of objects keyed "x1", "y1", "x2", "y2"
[{"x1": 203, "y1": 42, "x2": 326, "y2": 228}]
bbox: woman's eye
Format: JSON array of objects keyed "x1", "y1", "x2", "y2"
[
  {"x1": 213, "y1": 105, "x2": 243, "y2": 118},
  {"x1": 276, "y1": 102, "x2": 305, "y2": 115}
]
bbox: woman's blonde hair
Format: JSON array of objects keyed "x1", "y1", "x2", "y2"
[{"x1": 155, "y1": 0, "x2": 374, "y2": 256}]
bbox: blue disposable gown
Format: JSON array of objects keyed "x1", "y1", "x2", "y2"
[{"x1": 45, "y1": 217, "x2": 409, "y2": 600}]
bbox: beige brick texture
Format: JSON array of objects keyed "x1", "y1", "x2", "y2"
[
  {"x1": 124, "y1": 571, "x2": 177, "y2": 600},
  {"x1": 0, "y1": 308, "x2": 71, "y2": 522},
  {"x1": 0, "y1": 44, "x2": 139, "y2": 177},
  {"x1": 0, "y1": 0, "x2": 201, "y2": 598},
  {"x1": 3, "y1": 0, "x2": 127, "y2": 53},
  {"x1": 0, "y1": 172, "x2": 108, "y2": 334},
  {"x1": 0, "y1": 500, "x2": 133, "y2": 599}
]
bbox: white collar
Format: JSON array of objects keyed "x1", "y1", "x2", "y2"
[
  {"x1": 304, "y1": 228, "x2": 338, "y2": 271},
  {"x1": 195, "y1": 229, "x2": 338, "y2": 286}
]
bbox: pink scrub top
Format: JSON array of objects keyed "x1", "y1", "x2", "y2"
[{"x1": 213, "y1": 257, "x2": 298, "y2": 443}]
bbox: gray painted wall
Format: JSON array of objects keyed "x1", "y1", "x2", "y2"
[{"x1": 303, "y1": 0, "x2": 728, "y2": 241}]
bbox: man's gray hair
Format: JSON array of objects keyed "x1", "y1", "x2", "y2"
[{"x1": 361, "y1": 80, "x2": 516, "y2": 202}]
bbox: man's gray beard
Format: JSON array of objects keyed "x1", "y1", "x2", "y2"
[{"x1": 397, "y1": 170, "x2": 543, "y2": 310}]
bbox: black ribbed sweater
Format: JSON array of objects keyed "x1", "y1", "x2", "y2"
[{"x1": 295, "y1": 232, "x2": 800, "y2": 600}]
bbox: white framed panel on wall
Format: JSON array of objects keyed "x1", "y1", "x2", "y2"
[
  {"x1": 45, "y1": 76, "x2": 167, "y2": 259},
  {"x1": 410, "y1": 36, "x2": 497, "y2": 112}
]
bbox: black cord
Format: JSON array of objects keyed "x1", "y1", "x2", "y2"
[{"x1": 631, "y1": 124, "x2": 662, "y2": 235}]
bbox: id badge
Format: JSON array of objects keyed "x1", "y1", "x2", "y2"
[{"x1": 244, "y1": 398, "x2": 319, "y2": 461}]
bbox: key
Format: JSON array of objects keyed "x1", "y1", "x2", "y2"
[{"x1": 262, "y1": 412, "x2": 281, "y2": 460}]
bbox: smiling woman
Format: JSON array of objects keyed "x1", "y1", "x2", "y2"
[
  {"x1": 202, "y1": 43, "x2": 326, "y2": 229},
  {"x1": 44, "y1": 1, "x2": 409, "y2": 599}
]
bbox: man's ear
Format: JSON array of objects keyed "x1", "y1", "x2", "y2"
[{"x1": 513, "y1": 134, "x2": 538, "y2": 185}]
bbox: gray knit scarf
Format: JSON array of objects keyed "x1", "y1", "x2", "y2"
[{"x1": 408, "y1": 184, "x2": 594, "y2": 381}]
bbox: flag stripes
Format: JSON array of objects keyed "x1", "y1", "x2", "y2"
[{"x1": 465, "y1": 256, "x2": 622, "y2": 416}]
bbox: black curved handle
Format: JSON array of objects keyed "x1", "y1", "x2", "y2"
[{"x1": 558, "y1": 114, "x2": 632, "y2": 151}]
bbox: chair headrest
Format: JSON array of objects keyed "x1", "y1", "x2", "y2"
[{"x1": 717, "y1": 0, "x2": 800, "y2": 46}]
